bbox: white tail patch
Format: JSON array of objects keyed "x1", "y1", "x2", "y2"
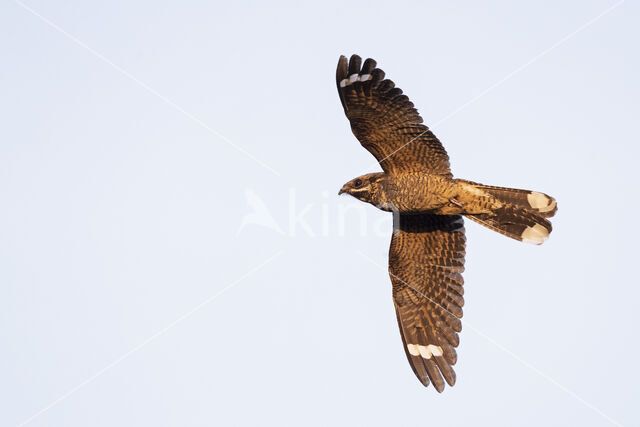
[
  {"x1": 527, "y1": 192, "x2": 556, "y2": 213},
  {"x1": 407, "y1": 344, "x2": 443, "y2": 359},
  {"x1": 521, "y1": 223, "x2": 549, "y2": 245}
]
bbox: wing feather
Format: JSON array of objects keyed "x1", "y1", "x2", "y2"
[
  {"x1": 336, "y1": 54, "x2": 451, "y2": 176},
  {"x1": 389, "y1": 214, "x2": 466, "y2": 391}
]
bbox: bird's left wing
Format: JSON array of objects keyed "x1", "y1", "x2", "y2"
[{"x1": 389, "y1": 214, "x2": 466, "y2": 392}]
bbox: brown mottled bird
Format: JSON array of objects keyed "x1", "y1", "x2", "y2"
[{"x1": 337, "y1": 54, "x2": 557, "y2": 392}]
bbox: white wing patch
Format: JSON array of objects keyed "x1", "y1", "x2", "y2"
[
  {"x1": 339, "y1": 73, "x2": 373, "y2": 88},
  {"x1": 407, "y1": 344, "x2": 443, "y2": 359}
]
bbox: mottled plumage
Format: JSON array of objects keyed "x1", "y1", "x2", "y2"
[{"x1": 337, "y1": 54, "x2": 557, "y2": 391}]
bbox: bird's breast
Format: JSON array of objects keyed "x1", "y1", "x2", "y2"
[{"x1": 383, "y1": 174, "x2": 456, "y2": 213}]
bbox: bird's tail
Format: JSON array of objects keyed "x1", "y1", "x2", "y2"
[{"x1": 461, "y1": 181, "x2": 557, "y2": 245}]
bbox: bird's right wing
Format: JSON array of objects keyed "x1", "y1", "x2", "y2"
[
  {"x1": 336, "y1": 54, "x2": 451, "y2": 176},
  {"x1": 389, "y1": 214, "x2": 466, "y2": 392}
]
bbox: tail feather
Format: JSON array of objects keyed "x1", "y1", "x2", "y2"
[
  {"x1": 463, "y1": 181, "x2": 557, "y2": 218},
  {"x1": 465, "y1": 206, "x2": 552, "y2": 245},
  {"x1": 461, "y1": 182, "x2": 557, "y2": 245}
]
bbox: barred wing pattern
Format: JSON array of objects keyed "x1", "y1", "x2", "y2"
[
  {"x1": 390, "y1": 214, "x2": 466, "y2": 392},
  {"x1": 336, "y1": 54, "x2": 451, "y2": 176}
]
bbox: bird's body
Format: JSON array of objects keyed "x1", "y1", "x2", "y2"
[
  {"x1": 344, "y1": 173, "x2": 501, "y2": 215},
  {"x1": 336, "y1": 54, "x2": 557, "y2": 392}
]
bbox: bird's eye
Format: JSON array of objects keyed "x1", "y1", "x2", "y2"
[{"x1": 354, "y1": 179, "x2": 363, "y2": 187}]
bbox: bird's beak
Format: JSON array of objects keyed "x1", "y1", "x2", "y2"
[{"x1": 338, "y1": 185, "x2": 348, "y2": 195}]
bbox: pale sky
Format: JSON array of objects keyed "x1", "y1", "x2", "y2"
[{"x1": 1, "y1": 1, "x2": 639, "y2": 426}]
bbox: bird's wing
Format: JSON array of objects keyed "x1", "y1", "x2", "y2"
[
  {"x1": 389, "y1": 213, "x2": 466, "y2": 392},
  {"x1": 336, "y1": 54, "x2": 451, "y2": 176}
]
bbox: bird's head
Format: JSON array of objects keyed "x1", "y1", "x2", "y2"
[{"x1": 338, "y1": 173, "x2": 386, "y2": 205}]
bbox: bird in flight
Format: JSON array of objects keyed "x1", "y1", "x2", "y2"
[{"x1": 337, "y1": 54, "x2": 557, "y2": 392}]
